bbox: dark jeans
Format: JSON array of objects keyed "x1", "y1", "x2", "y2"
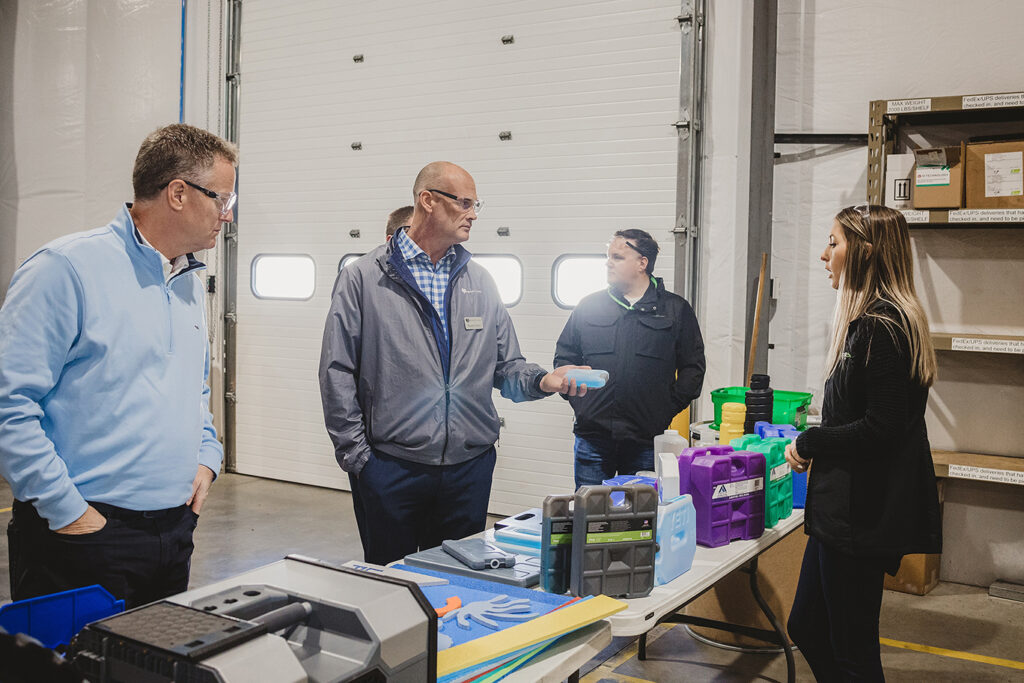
[
  {"x1": 788, "y1": 536, "x2": 892, "y2": 682},
  {"x1": 8, "y1": 500, "x2": 198, "y2": 609},
  {"x1": 348, "y1": 447, "x2": 497, "y2": 566},
  {"x1": 574, "y1": 435, "x2": 654, "y2": 489}
]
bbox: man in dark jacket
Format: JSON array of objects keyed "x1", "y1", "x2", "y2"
[
  {"x1": 320, "y1": 161, "x2": 586, "y2": 565},
  {"x1": 554, "y1": 229, "x2": 705, "y2": 487}
]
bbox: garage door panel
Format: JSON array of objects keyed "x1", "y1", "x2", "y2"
[{"x1": 235, "y1": 0, "x2": 680, "y2": 510}]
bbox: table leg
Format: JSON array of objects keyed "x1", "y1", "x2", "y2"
[
  {"x1": 638, "y1": 631, "x2": 647, "y2": 661},
  {"x1": 743, "y1": 556, "x2": 796, "y2": 683}
]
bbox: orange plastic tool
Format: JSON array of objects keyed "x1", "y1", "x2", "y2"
[{"x1": 435, "y1": 596, "x2": 462, "y2": 617}]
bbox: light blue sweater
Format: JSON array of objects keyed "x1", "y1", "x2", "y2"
[{"x1": 0, "y1": 205, "x2": 223, "y2": 529}]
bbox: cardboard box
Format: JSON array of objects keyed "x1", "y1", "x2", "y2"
[
  {"x1": 913, "y1": 144, "x2": 964, "y2": 209},
  {"x1": 884, "y1": 480, "x2": 944, "y2": 595},
  {"x1": 884, "y1": 553, "x2": 941, "y2": 595},
  {"x1": 687, "y1": 528, "x2": 807, "y2": 646},
  {"x1": 965, "y1": 140, "x2": 1024, "y2": 209},
  {"x1": 884, "y1": 153, "x2": 915, "y2": 209}
]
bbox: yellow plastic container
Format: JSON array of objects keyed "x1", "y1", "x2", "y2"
[{"x1": 719, "y1": 402, "x2": 746, "y2": 445}]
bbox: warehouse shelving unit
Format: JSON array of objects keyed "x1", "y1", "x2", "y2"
[
  {"x1": 867, "y1": 91, "x2": 1024, "y2": 483},
  {"x1": 868, "y1": 91, "x2": 1024, "y2": 210}
]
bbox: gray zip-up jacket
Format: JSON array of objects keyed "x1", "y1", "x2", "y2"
[{"x1": 319, "y1": 239, "x2": 550, "y2": 474}]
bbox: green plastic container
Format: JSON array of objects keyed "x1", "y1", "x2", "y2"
[{"x1": 710, "y1": 386, "x2": 812, "y2": 430}]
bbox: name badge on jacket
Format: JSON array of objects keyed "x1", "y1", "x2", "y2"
[{"x1": 464, "y1": 316, "x2": 484, "y2": 330}]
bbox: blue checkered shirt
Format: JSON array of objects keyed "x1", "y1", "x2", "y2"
[{"x1": 393, "y1": 227, "x2": 458, "y2": 341}]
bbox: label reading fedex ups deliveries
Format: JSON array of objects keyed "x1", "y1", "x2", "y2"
[
  {"x1": 585, "y1": 518, "x2": 654, "y2": 544},
  {"x1": 549, "y1": 520, "x2": 574, "y2": 545},
  {"x1": 963, "y1": 92, "x2": 1024, "y2": 109},
  {"x1": 712, "y1": 476, "x2": 764, "y2": 500},
  {"x1": 770, "y1": 462, "x2": 791, "y2": 482}
]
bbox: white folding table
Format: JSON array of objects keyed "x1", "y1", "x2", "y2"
[{"x1": 605, "y1": 510, "x2": 805, "y2": 682}]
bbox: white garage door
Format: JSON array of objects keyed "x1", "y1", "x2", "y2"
[{"x1": 234, "y1": 0, "x2": 683, "y2": 514}]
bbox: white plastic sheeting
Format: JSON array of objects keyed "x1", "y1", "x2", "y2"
[{"x1": 0, "y1": 0, "x2": 182, "y2": 301}]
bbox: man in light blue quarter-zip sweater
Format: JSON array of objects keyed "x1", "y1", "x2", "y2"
[{"x1": 0, "y1": 124, "x2": 237, "y2": 608}]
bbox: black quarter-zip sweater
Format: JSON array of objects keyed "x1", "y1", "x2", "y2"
[
  {"x1": 554, "y1": 277, "x2": 705, "y2": 446},
  {"x1": 796, "y1": 304, "x2": 942, "y2": 559}
]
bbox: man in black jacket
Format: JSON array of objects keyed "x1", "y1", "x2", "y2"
[{"x1": 554, "y1": 229, "x2": 705, "y2": 487}]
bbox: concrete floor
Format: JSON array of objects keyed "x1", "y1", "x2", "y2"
[{"x1": 3, "y1": 473, "x2": 1023, "y2": 681}]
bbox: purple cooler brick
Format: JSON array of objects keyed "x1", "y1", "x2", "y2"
[
  {"x1": 690, "y1": 450, "x2": 766, "y2": 547},
  {"x1": 678, "y1": 444, "x2": 734, "y2": 497}
]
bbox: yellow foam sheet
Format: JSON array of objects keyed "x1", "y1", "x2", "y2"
[{"x1": 437, "y1": 594, "x2": 626, "y2": 677}]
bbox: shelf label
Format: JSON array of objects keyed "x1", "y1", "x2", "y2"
[
  {"x1": 947, "y1": 209, "x2": 1024, "y2": 223},
  {"x1": 900, "y1": 209, "x2": 930, "y2": 223},
  {"x1": 887, "y1": 98, "x2": 931, "y2": 113},
  {"x1": 948, "y1": 464, "x2": 1024, "y2": 486},
  {"x1": 950, "y1": 337, "x2": 1024, "y2": 354},
  {"x1": 963, "y1": 92, "x2": 1024, "y2": 109},
  {"x1": 985, "y1": 151, "x2": 1023, "y2": 197}
]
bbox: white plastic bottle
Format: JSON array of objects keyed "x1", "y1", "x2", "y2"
[{"x1": 653, "y1": 429, "x2": 689, "y2": 502}]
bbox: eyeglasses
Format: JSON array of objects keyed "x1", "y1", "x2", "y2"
[
  {"x1": 622, "y1": 241, "x2": 647, "y2": 259},
  {"x1": 183, "y1": 179, "x2": 237, "y2": 217},
  {"x1": 428, "y1": 189, "x2": 484, "y2": 214},
  {"x1": 160, "y1": 179, "x2": 237, "y2": 217},
  {"x1": 606, "y1": 239, "x2": 649, "y2": 261}
]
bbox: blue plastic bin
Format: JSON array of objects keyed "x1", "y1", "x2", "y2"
[{"x1": 0, "y1": 585, "x2": 124, "y2": 650}]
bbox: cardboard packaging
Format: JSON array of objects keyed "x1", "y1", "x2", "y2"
[
  {"x1": 884, "y1": 480, "x2": 944, "y2": 595},
  {"x1": 913, "y1": 144, "x2": 964, "y2": 209},
  {"x1": 884, "y1": 153, "x2": 915, "y2": 209},
  {"x1": 884, "y1": 553, "x2": 940, "y2": 595},
  {"x1": 687, "y1": 529, "x2": 807, "y2": 646},
  {"x1": 965, "y1": 140, "x2": 1024, "y2": 209}
]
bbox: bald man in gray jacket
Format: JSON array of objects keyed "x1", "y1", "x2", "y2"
[{"x1": 320, "y1": 161, "x2": 586, "y2": 565}]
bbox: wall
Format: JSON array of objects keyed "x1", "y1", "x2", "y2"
[
  {"x1": 770, "y1": 0, "x2": 1024, "y2": 586},
  {"x1": 694, "y1": 1, "x2": 754, "y2": 420}
]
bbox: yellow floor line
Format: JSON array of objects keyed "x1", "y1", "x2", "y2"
[
  {"x1": 0, "y1": 506, "x2": 11, "y2": 514},
  {"x1": 880, "y1": 637, "x2": 1024, "y2": 671}
]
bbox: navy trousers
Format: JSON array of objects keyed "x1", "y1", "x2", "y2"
[
  {"x1": 348, "y1": 447, "x2": 497, "y2": 566},
  {"x1": 8, "y1": 500, "x2": 198, "y2": 610},
  {"x1": 788, "y1": 535, "x2": 893, "y2": 682}
]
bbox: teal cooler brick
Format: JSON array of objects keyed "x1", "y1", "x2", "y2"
[{"x1": 730, "y1": 434, "x2": 794, "y2": 528}]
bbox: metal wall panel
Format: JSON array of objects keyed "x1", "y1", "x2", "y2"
[{"x1": 235, "y1": 0, "x2": 681, "y2": 513}]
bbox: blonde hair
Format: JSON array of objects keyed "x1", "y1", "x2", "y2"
[{"x1": 824, "y1": 205, "x2": 937, "y2": 386}]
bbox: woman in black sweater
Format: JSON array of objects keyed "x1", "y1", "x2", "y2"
[{"x1": 785, "y1": 205, "x2": 942, "y2": 681}]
